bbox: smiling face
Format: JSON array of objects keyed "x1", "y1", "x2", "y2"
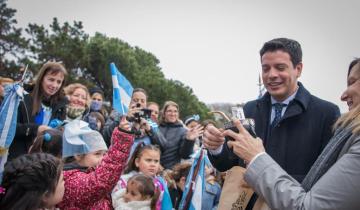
[
  {"x1": 341, "y1": 63, "x2": 360, "y2": 111},
  {"x1": 41, "y1": 72, "x2": 65, "y2": 97},
  {"x1": 69, "y1": 87, "x2": 88, "y2": 108},
  {"x1": 164, "y1": 105, "x2": 179, "y2": 123},
  {"x1": 261, "y1": 50, "x2": 302, "y2": 102},
  {"x1": 135, "y1": 149, "x2": 160, "y2": 177}
]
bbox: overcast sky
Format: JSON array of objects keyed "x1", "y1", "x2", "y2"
[{"x1": 8, "y1": 0, "x2": 360, "y2": 112}]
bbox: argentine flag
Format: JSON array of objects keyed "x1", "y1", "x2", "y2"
[
  {"x1": 110, "y1": 63, "x2": 134, "y2": 115},
  {"x1": 179, "y1": 149, "x2": 206, "y2": 210},
  {"x1": 0, "y1": 83, "x2": 24, "y2": 183}
]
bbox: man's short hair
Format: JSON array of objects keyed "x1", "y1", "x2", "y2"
[{"x1": 260, "y1": 38, "x2": 302, "y2": 67}]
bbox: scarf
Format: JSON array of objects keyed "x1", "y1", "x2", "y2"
[
  {"x1": 66, "y1": 106, "x2": 85, "y2": 119},
  {"x1": 301, "y1": 126, "x2": 353, "y2": 191}
]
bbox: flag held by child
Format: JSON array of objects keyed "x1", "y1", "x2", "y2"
[
  {"x1": 179, "y1": 149, "x2": 206, "y2": 210},
  {"x1": 110, "y1": 63, "x2": 134, "y2": 115}
]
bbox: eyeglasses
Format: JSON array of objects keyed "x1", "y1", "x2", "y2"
[{"x1": 165, "y1": 110, "x2": 178, "y2": 113}]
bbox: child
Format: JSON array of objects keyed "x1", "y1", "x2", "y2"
[
  {"x1": 202, "y1": 164, "x2": 222, "y2": 210},
  {"x1": 166, "y1": 162, "x2": 192, "y2": 210},
  {"x1": 112, "y1": 144, "x2": 173, "y2": 210},
  {"x1": 0, "y1": 153, "x2": 64, "y2": 210},
  {"x1": 28, "y1": 128, "x2": 63, "y2": 158},
  {"x1": 57, "y1": 119, "x2": 134, "y2": 209},
  {"x1": 112, "y1": 174, "x2": 159, "y2": 210},
  {"x1": 178, "y1": 150, "x2": 221, "y2": 210},
  {"x1": 84, "y1": 111, "x2": 105, "y2": 132}
]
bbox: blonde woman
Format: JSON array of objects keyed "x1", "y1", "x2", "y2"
[{"x1": 64, "y1": 83, "x2": 90, "y2": 121}]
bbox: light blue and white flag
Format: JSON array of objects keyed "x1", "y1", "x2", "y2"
[
  {"x1": 179, "y1": 149, "x2": 206, "y2": 210},
  {"x1": 110, "y1": 63, "x2": 134, "y2": 115},
  {"x1": 0, "y1": 83, "x2": 25, "y2": 183}
]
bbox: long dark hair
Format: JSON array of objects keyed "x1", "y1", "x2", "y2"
[
  {"x1": 124, "y1": 144, "x2": 161, "y2": 174},
  {"x1": 31, "y1": 62, "x2": 68, "y2": 116},
  {"x1": 0, "y1": 153, "x2": 63, "y2": 210}
]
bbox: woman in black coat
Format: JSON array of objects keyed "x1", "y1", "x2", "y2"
[{"x1": 9, "y1": 62, "x2": 68, "y2": 160}]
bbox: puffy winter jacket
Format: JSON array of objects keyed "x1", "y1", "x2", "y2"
[
  {"x1": 58, "y1": 128, "x2": 134, "y2": 210},
  {"x1": 154, "y1": 122, "x2": 194, "y2": 169}
]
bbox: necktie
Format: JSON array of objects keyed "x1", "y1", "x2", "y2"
[{"x1": 272, "y1": 103, "x2": 286, "y2": 128}]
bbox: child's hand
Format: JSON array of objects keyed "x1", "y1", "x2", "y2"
[
  {"x1": 186, "y1": 124, "x2": 204, "y2": 140},
  {"x1": 118, "y1": 116, "x2": 131, "y2": 131}
]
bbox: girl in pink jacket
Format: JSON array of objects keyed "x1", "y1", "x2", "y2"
[{"x1": 58, "y1": 119, "x2": 134, "y2": 210}]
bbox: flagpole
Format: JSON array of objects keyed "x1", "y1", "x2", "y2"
[
  {"x1": 20, "y1": 64, "x2": 29, "y2": 85},
  {"x1": 182, "y1": 149, "x2": 204, "y2": 210}
]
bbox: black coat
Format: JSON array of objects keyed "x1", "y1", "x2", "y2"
[
  {"x1": 209, "y1": 83, "x2": 340, "y2": 182},
  {"x1": 8, "y1": 93, "x2": 67, "y2": 160}
]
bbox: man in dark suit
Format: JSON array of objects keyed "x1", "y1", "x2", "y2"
[{"x1": 203, "y1": 38, "x2": 340, "y2": 183}]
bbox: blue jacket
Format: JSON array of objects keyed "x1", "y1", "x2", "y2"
[
  {"x1": 202, "y1": 181, "x2": 221, "y2": 210},
  {"x1": 209, "y1": 82, "x2": 340, "y2": 182}
]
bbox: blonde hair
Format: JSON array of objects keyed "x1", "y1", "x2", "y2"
[
  {"x1": 334, "y1": 104, "x2": 360, "y2": 135},
  {"x1": 64, "y1": 83, "x2": 90, "y2": 108}
]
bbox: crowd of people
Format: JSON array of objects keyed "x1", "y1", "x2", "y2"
[{"x1": 0, "y1": 37, "x2": 359, "y2": 210}]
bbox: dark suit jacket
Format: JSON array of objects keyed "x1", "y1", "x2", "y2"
[{"x1": 209, "y1": 82, "x2": 340, "y2": 182}]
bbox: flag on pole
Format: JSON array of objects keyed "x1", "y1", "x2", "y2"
[
  {"x1": 0, "y1": 83, "x2": 25, "y2": 183},
  {"x1": 179, "y1": 149, "x2": 206, "y2": 210},
  {"x1": 110, "y1": 63, "x2": 134, "y2": 115}
]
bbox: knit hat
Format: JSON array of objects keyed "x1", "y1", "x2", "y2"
[{"x1": 62, "y1": 120, "x2": 108, "y2": 157}]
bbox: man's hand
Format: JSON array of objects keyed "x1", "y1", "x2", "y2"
[
  {"x1": 202, "y1": 124, "x2": 225, "y2": 150},
  {"x1": 225, "y1": 119, "x2": 265, "y2": 164}
]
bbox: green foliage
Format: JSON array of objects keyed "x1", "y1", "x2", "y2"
[
  {"x1": 26, "y1": 18, "x2": 88, "y2": 72},
  {"x1": 0, "y1": 0, "x2": 28, "y2": 76},
  {"x1": 85, "y1": 33, "x2": 211, "y2": 120},
  {"x1": 0, "y1": 1, "x2": 211, "y2": 120}
]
